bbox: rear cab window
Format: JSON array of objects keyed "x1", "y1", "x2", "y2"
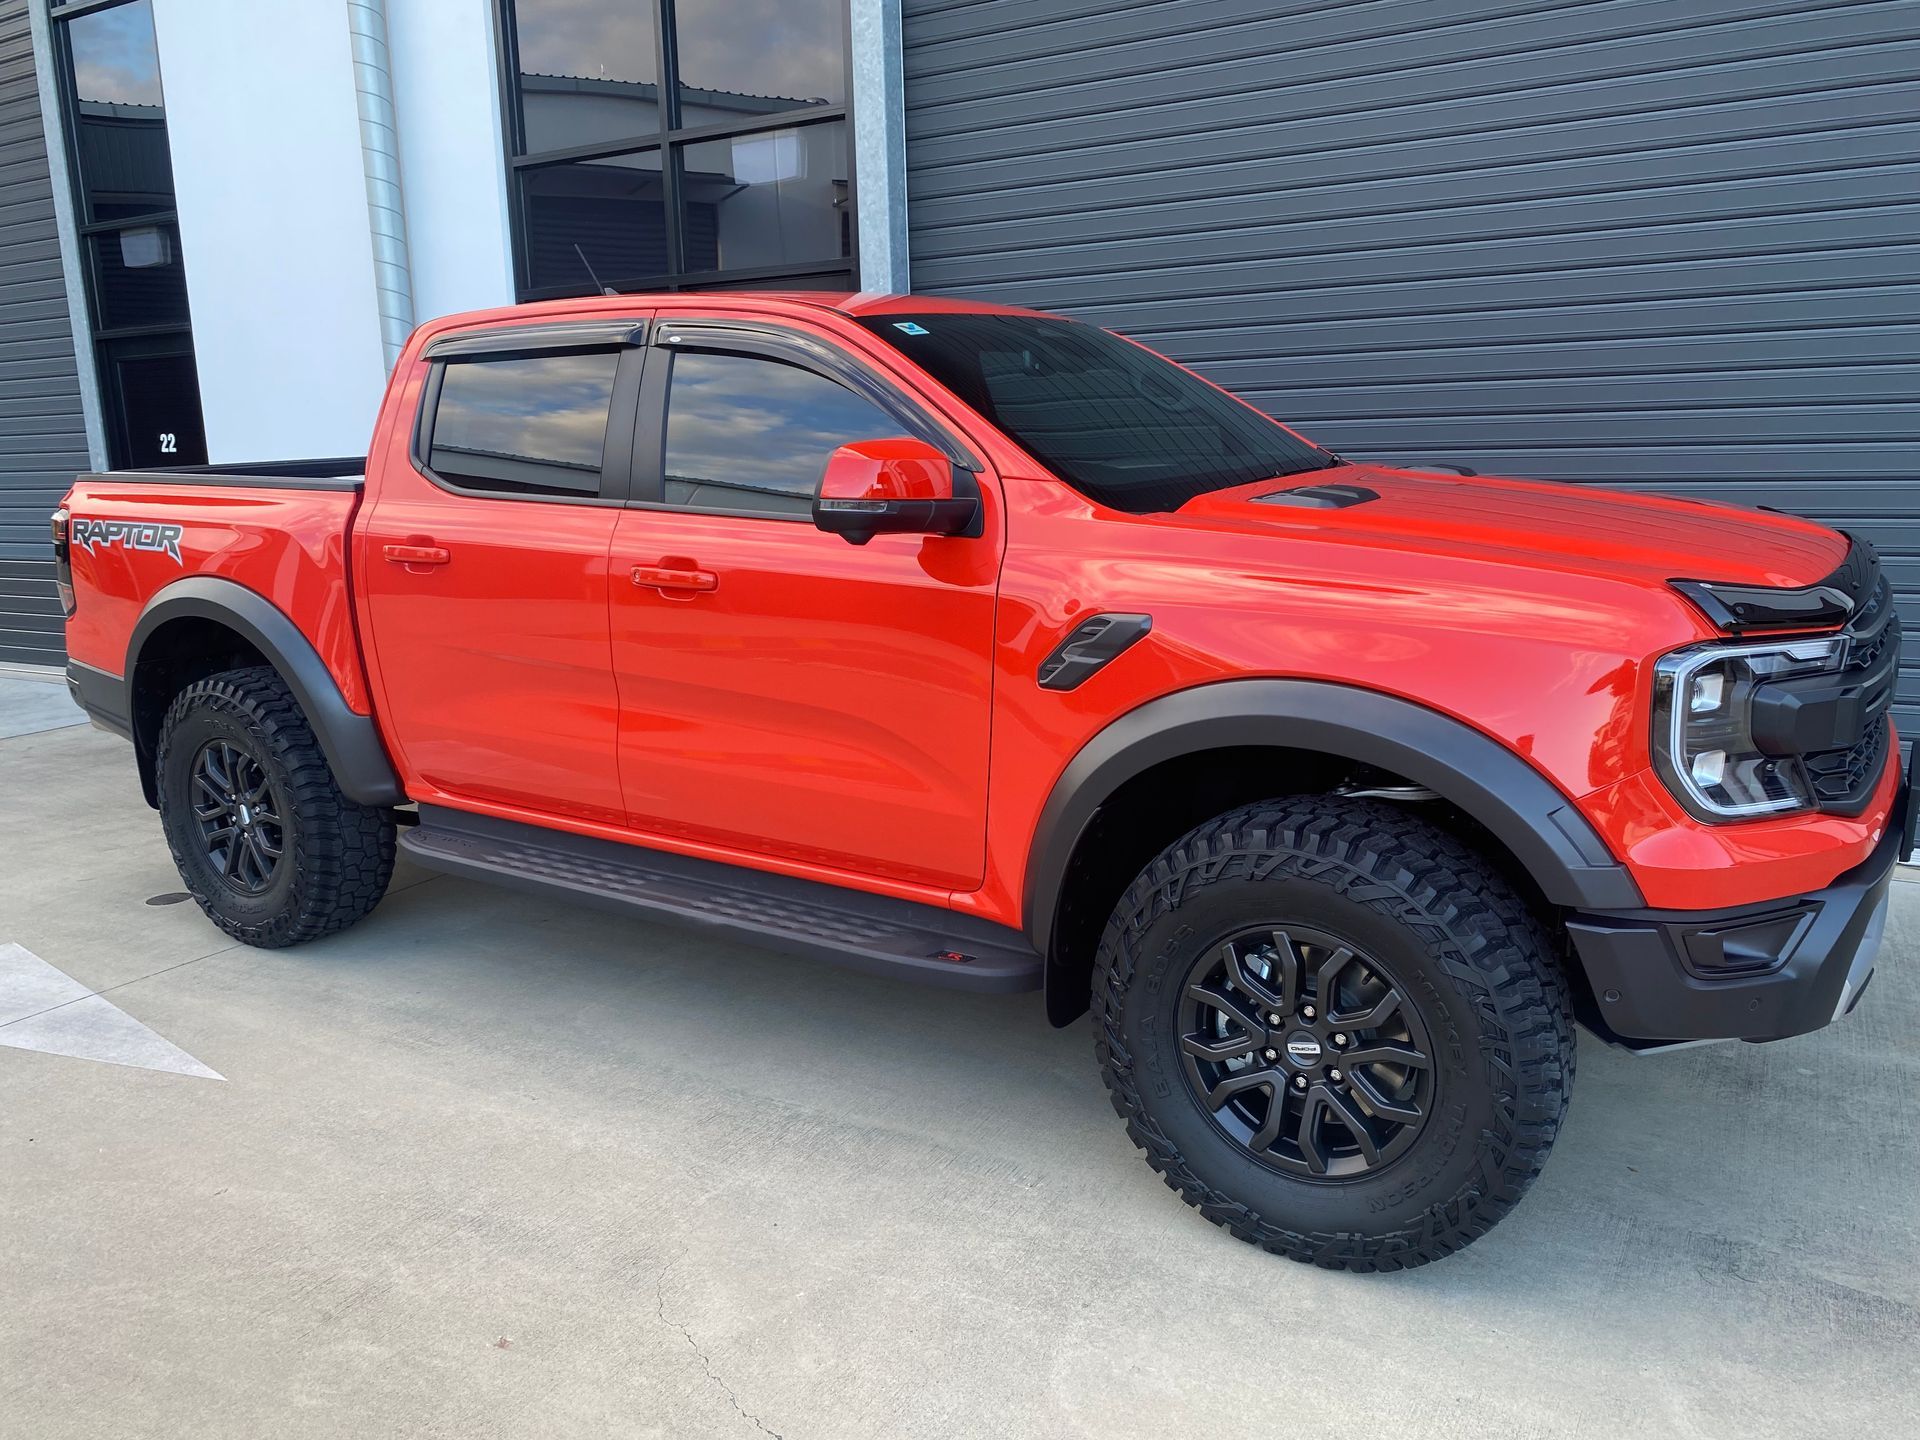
[{"x1": 426, "y1": 350, "x2": 621, "y2": 498}]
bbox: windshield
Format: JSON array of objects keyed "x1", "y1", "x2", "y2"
[{"x1": 855, "y1": 313, "x2": 1335, "y2": 513}]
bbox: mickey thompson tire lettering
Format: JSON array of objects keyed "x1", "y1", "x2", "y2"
[{"x1": 1092, "y1": 795, "x2": 1576, "y2": 1272}]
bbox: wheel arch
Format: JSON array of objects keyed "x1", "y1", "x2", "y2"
[
  {"x1": 125, "y1": 577, "x2": 404, "y2": 810},
  {"x1": 1024, "y1": 679, "x2": 1643, "y2": 1026}
]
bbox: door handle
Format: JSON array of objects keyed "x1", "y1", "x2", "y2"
[
  {"x1": 383, "y1": 543, "x2": 450, "y2": 567},
  {"x1": 631, "y1": 563, "x2": 717, "y2": 594}
]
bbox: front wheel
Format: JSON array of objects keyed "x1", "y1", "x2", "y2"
[
  {"x1": 1093, "y1": 796, "x2": 1575, "y2": 1271},
  {"x1": 155, "y1": 665, "x2": 395, "y2": 947}
]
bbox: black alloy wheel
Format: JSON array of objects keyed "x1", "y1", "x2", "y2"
[
  {"x1": 189, "y1": 737, "x2": 285, "y2": 895},
  {"x1": 155, "y1": 665, "x2": 395, "y2": 947},
  {"x1": 1179, "y1": 925, "x2": 1433, "y2": 1180}
]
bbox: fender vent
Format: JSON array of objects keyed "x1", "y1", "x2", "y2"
[{"x1": 1252, "y1": 482, "x2": 1379, "y2": 510}]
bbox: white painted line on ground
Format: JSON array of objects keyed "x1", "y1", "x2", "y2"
[{"x1": 0, "y1": 941, "x2": 223, "y2": 1080}]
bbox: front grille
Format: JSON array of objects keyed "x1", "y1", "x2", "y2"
[
  {"x1": 1804, "y1": 717, "x2": 1890, "y2": 808},
  {"x1": 1797, "y1": 569, "x2": 1898, "y2": 815}
]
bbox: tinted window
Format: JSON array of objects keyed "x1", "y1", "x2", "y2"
[
  {"x1": 66, "y1": 0, "x2": 175, "y2": 221},
  {"x1": 673, "y1": 0, "x2": 845, "y2": 119},
  {"x1": 857, "y1": 314, "x2": 1333, "y2": 514},
  {"x1": 678, "y1": 123, "x2": 850, "y2": 274},
  {"x1": 522, "y1": 151, "x2": 668, "y2": 291},
  {"x1": 662, "y1": 351, "x2": 897, "y2": 517},
  {"x1": 430, "y1": 351, "x2": 620, "y2": 497},
  {"x1": 512, "y1": 0, "x2": 659, "y2": 154}
]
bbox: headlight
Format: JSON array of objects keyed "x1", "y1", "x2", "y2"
[{"x1": 1652, "y1": 636, "x2": 1847, "y2": 821}]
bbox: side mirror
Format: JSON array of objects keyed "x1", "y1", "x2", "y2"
[{"x1": 813, "y1": 438, "x2": 980, "y2": 546}]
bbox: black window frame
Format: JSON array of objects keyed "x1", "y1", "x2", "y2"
[
  {"x1": 630, "y1": 321, "x2": 977, "y2": 524},
  {"x1": 410, "y1": 321, "x2": 651, "y2": 506},
  {"x1": 50, "y1": 0, "x2": 207, "y2": 470},
  {"x1": 493, "y1": 0, "x2": 859, "y2": 301}
]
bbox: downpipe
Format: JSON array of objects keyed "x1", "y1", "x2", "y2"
[{"x1": 347, "y1": 0, "x2": 415, "y2": 371}]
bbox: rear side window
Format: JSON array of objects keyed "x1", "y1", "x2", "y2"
[
  {"x1": 661, "y1": 350, "x2": 898, "y2": 518},
  {"x1": 428, "y1": 350, "x2": 620, "y2": 497}
]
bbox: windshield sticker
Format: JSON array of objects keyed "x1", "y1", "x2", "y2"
[{"x1": 893, "y1": 322, "x2": 930, "y2": 336}]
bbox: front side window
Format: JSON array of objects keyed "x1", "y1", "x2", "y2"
[
  {"x1": 857, "y1": 314, "x2": 1334, "y2": 514},
  {"x1": 661, "y1": 351, "x2": 896, "y2": 517},
  {"x1": 501, "y1": 0, "x2": 853, "y2": 298},
  {"x1": 429, "y1": 351, "x2": 621, "y2": 497}
]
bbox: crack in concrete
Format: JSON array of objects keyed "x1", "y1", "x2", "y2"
[{"x1": 654, "y1": 1261, "x2": 783, "y2": 1440}]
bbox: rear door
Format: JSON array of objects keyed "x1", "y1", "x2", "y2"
[
  {"x1": 607, "y1": 319, "x2": 1001, "y2": 890},
  {"x1": 359, "y1": 319, "x2": 646, "y2": 825}
]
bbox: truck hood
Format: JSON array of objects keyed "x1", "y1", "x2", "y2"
[{"x1": 1177, "y1": 463, "x2": 1847, "y2": 589}]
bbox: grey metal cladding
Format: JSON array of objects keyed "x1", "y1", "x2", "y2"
[
  {"x1": 902, "y1": 0, "x2": 1920, "y2": 737},
  {"x1": 0, "y1": 0, "x2": 87, "y2": 666}
]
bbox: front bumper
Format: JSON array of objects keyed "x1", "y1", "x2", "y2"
[{"x1": 1565, "y1": 747, "x2": 1912, "y2": 1047}]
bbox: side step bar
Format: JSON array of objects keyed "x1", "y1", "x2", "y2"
[{"x1": 399, "y1": 807, "x2": 1042, "y2": 993}]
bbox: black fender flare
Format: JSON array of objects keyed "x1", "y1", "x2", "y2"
[
  {"x1": 124, "y1": 576, "x2": 405, "y2": 808},
  {"x1": 1023, "y1": 679, "x2": 1644, "y2": 1017}
]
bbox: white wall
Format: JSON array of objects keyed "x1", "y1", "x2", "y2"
[
  {"x1": 152, "y1": 0, "x2": 390, "y2": 461},
  {"x1": 150, "y1": 0, "x2": 516, "y2": 463},
  {"x1": 384, "y1": 0, "x2": 516, "y2": 324}
]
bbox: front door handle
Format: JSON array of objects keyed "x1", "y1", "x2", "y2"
[
  {"x1": 631, "y1": 563, "x2": 717, "y2": 594},
  {"x1": 383, "y1": 543, "x2": 450, "y2": 567}
]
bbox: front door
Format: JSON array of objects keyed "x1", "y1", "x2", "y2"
[
  {"x1": 360, "y1": 327, "x2": 646, "y2": 825},
  {"x1": 608, "y1": 326, "x2": 999, "y2": 891}
]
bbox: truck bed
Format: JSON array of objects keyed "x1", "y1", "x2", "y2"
[{"x1": 61, "y1": 459, "x2": 376, "y2": 715}]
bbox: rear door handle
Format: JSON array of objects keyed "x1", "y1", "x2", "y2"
[
  {"x1": 631, "y1": 563, "x2": 717, "y2": 594},
  {"x1": 383, "y1": 543, "x2": 450, "y2": 567}
]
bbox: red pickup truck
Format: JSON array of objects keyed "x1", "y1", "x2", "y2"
[{"x1": 57, "y1": 292, "x2": 1910, "y2": 1270}]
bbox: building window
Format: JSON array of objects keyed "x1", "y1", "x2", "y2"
[
  {"x1": 51, "y1": 0, "x2": 207, "y2": 468},
  {"x1": 499, "y1": 0, "x2": 855, "y2": 299}
]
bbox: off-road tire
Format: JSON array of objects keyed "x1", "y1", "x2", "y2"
[
  {"x1": 155, "y1": 665, "x2": 395, "y2": 947},
  {"x1": 1093, "y1": 795, "x2": 1575, "y2": 1271}
]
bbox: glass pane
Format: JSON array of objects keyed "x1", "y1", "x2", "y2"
[
  {"x1": 513, "y1": 0, "x2": 660, "y2": 154},
  {"x1": 107, "y1": 345, "x2": 206, "y2": 469},
  {"x1": 678, "y1": 123, "x2": 850, "y2": 275},
  {"x1": 65, "y1": 0, "x2": 175, "y2": 220},
  {"x1": 663, "y1": 351, "x2": 897, "y2": 517},
  {"x1": 522, "y1": 149, "x2": 668, "y2": 291},
  {"x1": 89, "y1": 222, "x2": 189, "y2": 331},
  {"x1": 856, "y1": 313, "x2": 1334, "y2": 514},
  {"x1": 430, "y1": 351, "x2": 619, "y2": 496},
  {"x1": 673, "y1": 0, "x2": 845, "y2": 121}
]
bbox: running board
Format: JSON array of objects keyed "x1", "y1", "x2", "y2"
[{"x1": 399, "y1": 807, "x2": 1042, "y2": 993}]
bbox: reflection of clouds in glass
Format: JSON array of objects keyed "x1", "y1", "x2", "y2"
[
  {"x1": 437, "y1": 354, "x2": 617, "y2": 467},
  {"x1": 514, "y1": 0, "x2": 656, "y2": 85},
  {"x1": 665, "y1": 356, "x2": 895, "y2": 495},
  {"x1": 675, "y1": 0, "x2": 842, "y2": 102},
  {"x1": 68, "y1": 0, "x2": 164, "y2": 108},
  {"x1": 514, "y1": 0, "x2": 840, "y2": 102}
]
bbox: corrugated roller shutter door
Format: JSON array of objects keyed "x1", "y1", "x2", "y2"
[
  {"x1": 0, "y1": 0, "x2": 88, "y2": 667},
  {"x1": 903, "y1": 0, "x2": 1920, "y2": 734}
]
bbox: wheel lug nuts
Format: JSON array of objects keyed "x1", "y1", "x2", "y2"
[
  {"x1": 1263, "y1": 1048, "x2": 1278, "y2": 1061},
  {"x1": 1333, "y1": 1033, "x2": 1348, "y2": 1046},
  {"x1": 1267, "y1": 1013, "x2": 1281, "y2": 1025},
  {"x1": 1292, "y1": 1075, "x2": 1308, "y2": 1091},
  {"x1": 1329, "y1": 1068, "x2": 1343, "y2": 1082},
  {"x1": 1301, "y1": 1005, "x2": 1316, "y2": 1020}
]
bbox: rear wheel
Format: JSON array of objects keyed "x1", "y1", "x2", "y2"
[
  {"x1": 155, "y1": 666, "x2": 395, "y2": 947},
  {"x1": 1093, "y1": 795, "x2": 1574, "y2": 1271}
]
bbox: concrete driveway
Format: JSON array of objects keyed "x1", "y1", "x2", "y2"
[{"x1": 2, "y1": 677, "x2": 1916, "y2": 1439}]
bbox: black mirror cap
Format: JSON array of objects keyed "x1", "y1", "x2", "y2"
[{"x1": 813, "y1": 494, "x2": 981, "y2": 546}]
